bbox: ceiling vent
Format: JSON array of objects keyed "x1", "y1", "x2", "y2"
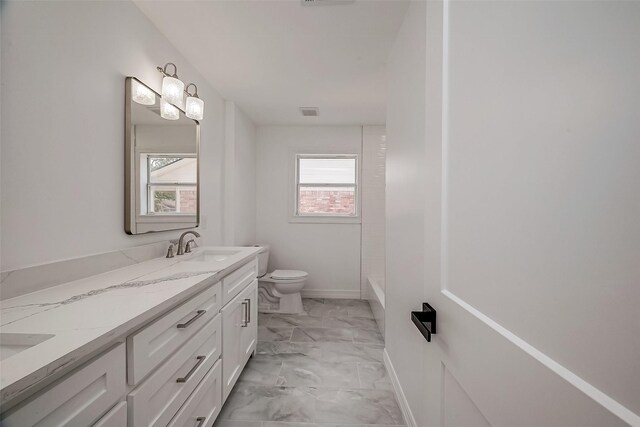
[
  {"x1": 301, "y1": 0, "x2": 355, "y2": 6},
  {"x1": 300, "y1": 107, "x2": 320, "y2": 117}
]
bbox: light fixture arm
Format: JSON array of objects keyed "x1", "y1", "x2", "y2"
[
  {"x1": 185, "y1": 83, "x2": 199, "y2": 98},
  {"x1": 157, "y1": 62, "x2": 179, "y2": 79}
]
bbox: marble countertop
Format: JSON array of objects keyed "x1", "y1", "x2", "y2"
[{"x1": 0, "y1": 246, "x2": 261, "y2": 407}]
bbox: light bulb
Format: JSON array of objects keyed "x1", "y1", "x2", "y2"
[
  {"x1": 186, "y1": 96, "x2": 204, "y2": 120},
  {"x1": 160, "y1": 98, "x2": 179, "y2": 120},
  {"x1": 132, "y1": 80, "x2": 155, "y2": 105},
  {"x1": 161, "y1": 76, "x2": 184, "y2": 107}
]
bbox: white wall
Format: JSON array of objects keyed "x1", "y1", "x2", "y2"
[
  {"x1": 256, "y1": 126, "x2": 362, "y2": 298},
  {"x1": 361, "y1": 125, "x2": 386, "y2": 296},
  {"x1": 384, "y1": 1, "x2": 429, "y2": 424},
  {"x1": 223, "y1": 101, "x2": 257, "y2": 246},
  {"x1": 0, "y1": 1, "x2": 227, "y2": 270}
]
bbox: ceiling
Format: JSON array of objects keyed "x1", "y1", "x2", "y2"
[{"x1": 133, "y1": 0, "x2": 409, "y2": 125}]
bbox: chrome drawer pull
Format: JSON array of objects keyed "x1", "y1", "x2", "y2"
[
  {"x1": 241, "y1": 301, "x2": 248, "y2": 327},
  {"x1": 246, "y1": 298, "x2": 251, "y2": 324},
  {"x1": 177, "y1": 310, "x2": 206, "y2": 329},
  {"x1": 176, "y1": 356, "x2": 206, "y2": 383},
  {"x1": 195, "y1": 417, "x2": 206, "y2": 427}
]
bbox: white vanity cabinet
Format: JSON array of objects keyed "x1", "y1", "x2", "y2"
[
  {"x1": 221, "y1": 279, "x2": 258, "y2": 401},
  {"x1": 1, "y1": 254, "x2": 259, "y2": 427}
]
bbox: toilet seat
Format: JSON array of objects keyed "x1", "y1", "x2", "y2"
[{"x1": 270, "y1": 270, "x2": 308, "y2": 281}]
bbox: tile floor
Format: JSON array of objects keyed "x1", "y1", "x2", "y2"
[{"x1": 214, "y1": 298, "x2": 404, "y2": 427}]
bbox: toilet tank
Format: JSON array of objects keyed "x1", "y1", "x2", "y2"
[{"x1": 254, "y1": 244, "x2": 270, "y2": 277}]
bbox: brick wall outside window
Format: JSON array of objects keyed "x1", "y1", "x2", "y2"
[
  {"x1": 298, "y1": 189, "x2": 355, "y2": 215},
  {"x1": 179, "y1": 190, "x2": 197, "y2": 213}
]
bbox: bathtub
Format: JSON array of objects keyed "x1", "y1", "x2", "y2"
[{"x1": 366, "y1": 276, "x2": 385, "y2": 336}]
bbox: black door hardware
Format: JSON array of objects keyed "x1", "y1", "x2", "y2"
[{"x1": 411, "y1": 303, "x2": 437, "y2": 342}]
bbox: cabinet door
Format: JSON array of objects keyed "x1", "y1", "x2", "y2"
[
  {"x1": 221, "y1": 280, "x2": 257, "y2": 402},
  {"x1": 221, "y1": 288, "x2": 245, "y2": 402},
  {"x1": 239, "y1": 280, "x2": 258, "y2": 361}
]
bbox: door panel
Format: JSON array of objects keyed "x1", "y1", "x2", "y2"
[
  {"x1": 443, "y1": 367, "x2": 490, "y2": 427},
  {"x1": 412, "y1": 1, "x2": 640, "y2": 426}
]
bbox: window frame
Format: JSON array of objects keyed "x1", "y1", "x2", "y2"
[
  {"x1": 291, "y1": 153, "x2": 360, "y2": 223},
  {"x1": 145, "y1": 154, "x2": 197, "y2": 215}
]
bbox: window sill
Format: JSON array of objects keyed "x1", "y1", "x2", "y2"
[{"x1": 288, "y1": 215, "x2": 361, "y2": 225}]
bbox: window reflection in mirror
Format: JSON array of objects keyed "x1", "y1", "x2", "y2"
[
  {"x1": 125, "y1": 77, "x2": 200, "y2": 234},
  {"x1": 145, "y1": 156, "x2": 197, "y2": 214}
]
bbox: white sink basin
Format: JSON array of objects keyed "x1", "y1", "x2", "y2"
[
  {"x1": 186, "y1": 249, "x2": 242, "y2": 263},
  {"x1": 0, "y1": 333, "x2": 55, "y2": 361}
]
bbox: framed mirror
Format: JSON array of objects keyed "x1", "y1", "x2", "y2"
[{"x1": 125, "y1": 77, "x2": 200, "y2": 234}]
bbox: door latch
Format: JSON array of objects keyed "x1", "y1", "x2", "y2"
[{"x1": 411, "y1": 302, "x2": 437, "y2": 342}]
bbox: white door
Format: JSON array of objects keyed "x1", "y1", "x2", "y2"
[{"x1": 387, "y1": 1, "x2": 640, "y2": 427}]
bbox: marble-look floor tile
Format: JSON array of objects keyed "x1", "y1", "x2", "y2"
[
  {"x1": 263, "y1": 423, "x2": 368, "y2": 427},
  {"x1": 213, "y1": 420, "x2": 262, "y2": 427},
  {"x1": 353, "y1": 328, "x2": 384, "y2": 344},
  {"x1": 347, "y1": 305, "x2": 375, "y2": 319},
  {"x1": 306, "y1": 304, "x2": 350, "y2": 318},
  {"x1": 259, "y1": 327, "x2": 294, "y2": 342},
  {"x1": 325, "y1": 298, "x2": 370, "y2": 309},
  {"x1": 258, "y1": 313, "x2": 273, "y2": 326},
  {"x1": 357, "y1": 363, "x2": 392, "y2": 390},
  {"x1": 219, "y1": 384, "x2": 316, "y2": 423},
  {"x1": 322, "y1": 316, "x2": 379, "y2": 331},
  {"x1": 269, "y1": 314, "x2": 324, "y2": 328},
  {"x1": 255, "y1": 342, "x2": 323, "y2": 362},
  {"x1": 237, "y1": 358, "x2": 283, "y2": 386},
  {"x1": 291, "y1": 327, "x2": 353, "y2": 343},
  {"x1": 277, "y1": 360, "x2": 359, "y2": 388},
  {"x1": 317, "y1": 342, "x2": 384, "y2": 363},
  {"x1": 313, "y1": 389, "x2": 404, "y2": 425}
]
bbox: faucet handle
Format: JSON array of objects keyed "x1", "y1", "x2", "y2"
[
  {"x1": 166, "y1": 243, "x2": 175, "y2": 258},
  {"x1": 185, "y1": 239, "x2": 197, "y2": 253}
]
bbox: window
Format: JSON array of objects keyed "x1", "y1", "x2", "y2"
[
  {"x1": 144, "y1": 155, "x2": 197, "y2": 215},
  {"x1": 295, "y1": 155, "x2": 358, "y2": 217}
]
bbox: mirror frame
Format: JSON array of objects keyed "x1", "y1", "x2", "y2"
[{"x1": 124, "y1": 76, "x2": 200, "y2": 235}]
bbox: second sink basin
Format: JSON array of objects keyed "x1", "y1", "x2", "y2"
[
  {"x1": 0, "y1": 333, "x2": 55, "y2": 361},
  {"x1": 186, "y1": 249, "x2": 242, "y2": 263}
]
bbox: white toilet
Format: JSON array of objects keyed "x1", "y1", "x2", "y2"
[{"x1": 255, "y1": 245, "x2": 308, "y2": 314}]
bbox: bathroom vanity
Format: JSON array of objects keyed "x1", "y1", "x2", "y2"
[{"x1": 0, "y1": 246, "x2": 260, "y2": 427}]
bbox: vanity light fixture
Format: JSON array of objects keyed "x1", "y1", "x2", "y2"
[
  {"x1": 160, "y1": 98, "x2": 179, "y2": 120},
  {"x1": 157, "y1": 62, "x2": 184, "y2": 107},
  {"x1": 132, "y1": 79, "x2": 156, "y2": 105},
  {"x1": 185, "y1": 83, "x2": 204, "y2": 121}
]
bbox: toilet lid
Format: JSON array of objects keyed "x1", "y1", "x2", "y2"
[{"x1": 270, "y1": 270, "x2": 308, "y2": 280}]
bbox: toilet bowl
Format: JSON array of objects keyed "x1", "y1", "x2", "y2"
[{"x1": 254, "y1": 245, "x2": 308, "y2": 314}]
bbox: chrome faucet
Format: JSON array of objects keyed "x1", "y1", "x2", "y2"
[
  {"x1": 177, "y1": 230, "x2": 201, "y2": 255},
  {"x1": 185, "y1": 239, "x2": 197, "y2": 253}
]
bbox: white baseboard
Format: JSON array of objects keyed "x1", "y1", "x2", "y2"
[
  {"x1": 384, "y1": 348, "x2": 417, "y2": 427},
  {"x1": 300, "y1": 289, "x2": 361, "y2": 299}
]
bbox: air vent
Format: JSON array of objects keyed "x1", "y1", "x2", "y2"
[
  {"x1": 301, "y1": 0, "x2": 355, "y2": 6},
  {"x1": 300, "y1": 107, "x2": 320, "y2": 117}
]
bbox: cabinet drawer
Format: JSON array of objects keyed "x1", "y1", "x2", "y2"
[
  {"x1": 128, "y1": 315, "x2": 221, "y2": 427},
  {"x1": 93, "y1": 401, "x2": 127, "y2": 427},
  {"x1": 222, "y1": 258, "x2": 257, "y2": 306},
  {"x1": 167, "y1": 359, "x2": 222, "y2": 427},
  {"x1": 127, "y1": 283, "x2": 221, "y2": 385},
  {"x1": 3, "y1": 344, "x2": 126, "y2": 427}
]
